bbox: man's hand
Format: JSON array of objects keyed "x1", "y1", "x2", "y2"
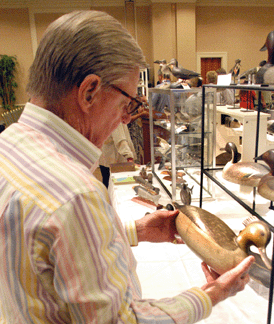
[
  {"x1": 201, "y1": 256, "x2": 255, "y2": 306},
  {"x1": 135, "y1": 209, "x2": 184, "y2": 243}
]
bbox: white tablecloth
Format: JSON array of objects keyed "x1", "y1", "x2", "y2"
[{"x1": 109, "y1": 168, "x2": 273, "y2": 324}]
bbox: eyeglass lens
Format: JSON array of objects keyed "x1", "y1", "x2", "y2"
[{"x1": 128, "y1": 98, "x2": 142, "y2": 114}]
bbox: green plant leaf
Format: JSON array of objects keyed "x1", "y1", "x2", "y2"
[{"x1": 0, "y1": 55, "x2": 17, "y2": 110}]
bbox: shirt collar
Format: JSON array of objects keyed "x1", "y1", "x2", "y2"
[{"x1": 19, "y1": 102, "x2": 102, "y2": 171}]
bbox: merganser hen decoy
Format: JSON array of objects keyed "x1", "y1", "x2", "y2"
[
  {"x1": 174, "y1": 203, "x2": 271, "y2": 282},
  {"x1": 221, "y1": 142, "x2": 270, "y2": 186},
  {"x1": 256, "y1": 30, "x2": 274, "y2": 85},
  {"x1": 254, "y1": 149, "x2": 274, "y2": 201},
  {"x1": 168, "y1": 58, "x2": 200, "y2": 80}
]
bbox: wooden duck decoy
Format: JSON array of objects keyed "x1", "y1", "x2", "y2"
[
  {"x1": 256, "y1": 30, "x2": 274, "y2": 85},
  {"x1": 168, "y1": 58, "x2": 200, "y2": 80},
  {"x1": 254, "y1": 149, "x2": 274, "y2": 201},
  {"x1": 221, "y1": 142, "x2": 270, "y2": 187},
  {"x1": 173, "y1": 203, "x2": 272, "y2": 282}
]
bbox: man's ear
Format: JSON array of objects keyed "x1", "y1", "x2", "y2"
[{"x1": 78, "y1": 74, "x2": 101, "y2": 113}]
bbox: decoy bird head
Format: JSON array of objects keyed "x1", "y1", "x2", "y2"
[
  {"x1": 229, "y1": 59, "x2": 241, "y2": 77},
  {"x1": 254, "y1": 149, "x2": 274, "y2": 175},
  {"x1": 154, "y1": 59, "x2": 167, "y2": 65},
  {"x1": 260, "y1": 30, "x2": 274, "y2": 64},
  {"x1": 168, "y1": 58, "x2": 178, "y2": 68},
  {"x1": 160, "y1": 59, "x2": 167, "y2": 66},
  {"x1": 236, "y1": 221, "x2": 271, "y2": 270},
  {"x1": 220, "y1": 142, "x2": 238, "y2": 163}
]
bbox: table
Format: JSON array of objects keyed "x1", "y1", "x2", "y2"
[{"x1": 109, "y1": 167, "x2": 272, "y2": 324}]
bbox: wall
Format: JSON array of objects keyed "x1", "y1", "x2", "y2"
[
  {"x1": 35, "y1": 13, "x2": 64, "y2": 43},
  {"x1": 176, "y1": 3, "x2": 196, "y2": 72},
  {"x1": 196, "y1": 6, "x2": 274, "y2": 75},
  {"x1": 152, "y1": 3, "x2": 177, "y2": 82},
  {"x1": 1, "y1": 3, "x2": 274, "y2": 106}
]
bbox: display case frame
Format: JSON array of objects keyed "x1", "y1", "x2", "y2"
[{"x1": 148, "y1": 86, "x2": 216, "y2": 203}]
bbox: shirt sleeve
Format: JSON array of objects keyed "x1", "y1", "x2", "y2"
[
  {"x1": 124, "y1": 219, "x2": 139, "y2": 246},
  {"x1": 42, "y1": 189, "x2": 212, "y2": 324},
  {"x1": 132, "y1": 287, "x2": 212, "y2": 324}
]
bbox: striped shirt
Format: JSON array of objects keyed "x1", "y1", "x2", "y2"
[{"x1": 0, "y1": 103, "x2": 212, "y2": 323}]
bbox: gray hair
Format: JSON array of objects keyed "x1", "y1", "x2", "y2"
[{"x1": 27, "y1": 10, "x2": 146, "y2": 105}]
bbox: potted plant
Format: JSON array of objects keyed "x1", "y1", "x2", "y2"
[{"x1": 0, "y1": 55, "x2": 18, "y2": 110}]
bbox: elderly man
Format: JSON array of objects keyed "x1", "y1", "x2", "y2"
[{"x1": 0, "y1": 10, "x2": 254, "y2": 323}]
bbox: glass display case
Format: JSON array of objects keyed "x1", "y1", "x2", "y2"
[
  {"x1": 199, "y1": 84, "x2": 274, "y2": 216},
  {"x1": 199, "y1": 84, "x2": 274, "y2": 324},
  {"x1": 148, "y1": 87, "x2": 216, "y2": 203}
]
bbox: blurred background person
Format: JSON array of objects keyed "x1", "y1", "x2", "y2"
[{"x1": 99, "y1": 122, "x2": 136, "y2": 187}]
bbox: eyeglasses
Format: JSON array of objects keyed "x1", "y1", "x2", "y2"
[{"x1": 111, "y1": 84, "x2": 143, "y2": 115}]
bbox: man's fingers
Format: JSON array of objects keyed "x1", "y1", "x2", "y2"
[
  {"x1": 201, "y1": 262, "x2": 219, "y2": 282},
  {"x1": 232, "y1": 256, "x2": 255, "y2": 277}
]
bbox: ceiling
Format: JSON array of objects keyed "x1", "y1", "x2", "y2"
[{"x1": 0, "y1": 0, "x2": 274, "y2": 9}]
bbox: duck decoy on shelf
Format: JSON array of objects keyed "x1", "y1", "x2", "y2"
[
  {"x1": 254, "y1": 149, "x2": 274, "y2": 201},
  {"x1": 167, "y1": 58, "x2": 200, "y2": 80},
  {"x1": 256, "y1": 30, "x2": 274, "y2": 85},
  {"x1": 173, "y1": 202, "x2": 272, "y2": 286},
  {"x1": 221, "y1": 142, "x2": 270, "y2": 186}
]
